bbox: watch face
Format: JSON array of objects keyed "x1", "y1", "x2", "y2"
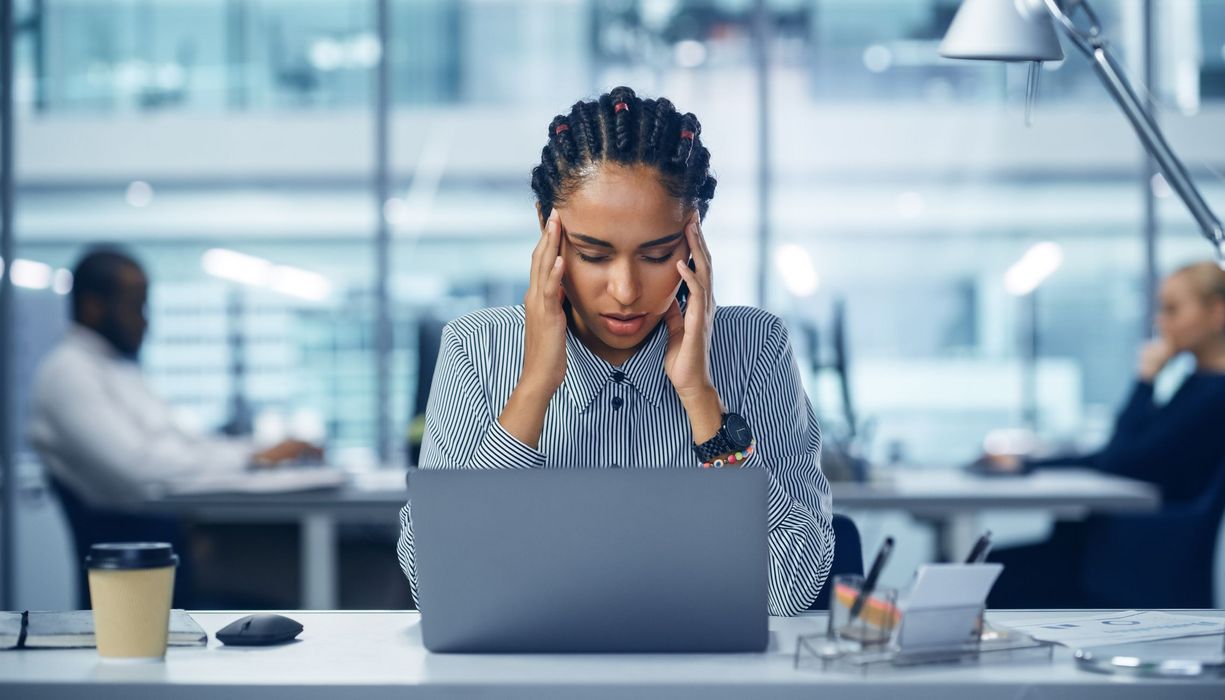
[{"x1": 725, "y1": 413, "x2": 753, "y2": 449}]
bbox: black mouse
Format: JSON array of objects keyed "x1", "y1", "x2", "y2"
[{"x1": 216, "y1": 614, "x2": 303, "y2": 646}]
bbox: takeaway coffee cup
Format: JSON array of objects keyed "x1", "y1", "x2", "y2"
[{"x1": 86, "y1": 542, "x2": 178, "y2": 661}]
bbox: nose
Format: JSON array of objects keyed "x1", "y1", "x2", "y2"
[{"x1": 607, "y1": 258, "x2": 642, "y2": 307}]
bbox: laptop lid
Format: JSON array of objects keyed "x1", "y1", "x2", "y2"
[{"x1": 410, "y1": 468, "x2": 769, "y2": 653}]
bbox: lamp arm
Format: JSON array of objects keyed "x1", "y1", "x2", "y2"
[{"x1": 1043, "y1": 0, "x2": 1225, "y2": 258}]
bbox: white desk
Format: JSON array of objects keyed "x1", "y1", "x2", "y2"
[
  {"x1": 2, "y1": 610, "x2": 1221, "y2": 698},
  {"x1": 837, "y1": 468, "x2": 1161, "y2": 561},
  {"x1": 153, "y1": 468, "x2": 1159, "y2": 610}
]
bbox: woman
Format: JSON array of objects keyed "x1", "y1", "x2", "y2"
[
  {"x1": 397, "y1": 87, "x2": 834, "y2": 616},
  {"x1": 988, "y1": 260, "x2": 1225, "y2": 607}
]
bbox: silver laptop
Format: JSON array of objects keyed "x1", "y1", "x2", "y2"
[{"x1": 409, "y1": 467, "x2": 769, "y2": 653}]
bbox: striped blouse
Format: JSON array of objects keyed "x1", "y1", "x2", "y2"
[{"x1": 396, "y1": 304, "x2": 834, "y2": 616}]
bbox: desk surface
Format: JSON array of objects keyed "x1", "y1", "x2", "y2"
[
  {"x1": 834, "y1": 468, "x2": 1160, "y2": 516},
  {"x1": 2, "y1": 610, "x2": 1221, "y2": 699},
  {"x1": 153, "y1": 467, "x2": 1160, "y2": 520}
]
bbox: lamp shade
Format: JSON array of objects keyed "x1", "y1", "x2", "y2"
[{"x1": 939, "y1": 0, "x2": 1065, "y2": 62}]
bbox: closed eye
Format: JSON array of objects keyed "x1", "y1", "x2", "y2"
[
  {"x1": 576, "y1": 248, "x2": 677, "y2": 264},
  {"x1": 641, "y1": 247, "x2": 679, "y2": 263}
]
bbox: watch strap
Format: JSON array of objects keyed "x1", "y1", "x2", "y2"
[{"x1": 693, "y1": 413, "x2": 752, "y2": 463}]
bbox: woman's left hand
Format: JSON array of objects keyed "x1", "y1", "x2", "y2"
[{"x1": 663, "y1": 214, "x2": 725, "y2": 442}]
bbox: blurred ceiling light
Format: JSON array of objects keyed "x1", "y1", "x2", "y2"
[
  {"x1": 348, "y1": 34, "x2": 383, "y2": 68},
  {"x1": 641, "y1": 0, "x2": 675, "y2": 31},
  {"x1": 862, "y1": 44, "x2": 893, "y2": 73},
  {"x1": 114, "y1": 60, "x2": 149, "y2": 92},
  {"x1": 269, "y1": 265, "x2": 332, "y2": 302},
  {"x1": 155, "y1": 63, "x2": 185, "y2": 90},
  {"x1": 53, "y1": 269, "x2": 74, "y2": 295},
  {"x1": 126, "y1": 180, "x2": 154, "y2": 207},
  {"x1": 309, "y1": 38, "x2": 344, "y2": 72},
  {"x1": 202, "y1": 248, "x2": 332, "y2": 302},
  {"x1": 383, "y1": 197, "x2": 409, "y2": 225},
  {"x1": 897, "y1": 191, "x2": 925, "y2": 219},
  {"x1": 674, "y1": 40, "x2": 707, "y2": 68},
  {"x1": 774, "y1": 244, "x2": 819, "y2": 298},
  {"x1": 1151, "y1": 173, "x2": 1173, "y2": 199},
  {"x1": 1004, "y1": 241, "x2": 1063, "y2": 296},
  {"x1": 202, "y1": 248, "x2": 273, "y2": 287},
  {"x1": 7, "y1": 258, "x2": 54, "y2": 290},
  {"x1": 1175, "y1": 59, "x2": 1199, "y2": 116}
]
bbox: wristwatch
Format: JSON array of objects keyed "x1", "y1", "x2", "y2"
[{"x1": 693, "y1": 413, "x2": 755, "y2": 465}]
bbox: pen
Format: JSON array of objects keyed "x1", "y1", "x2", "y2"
[
  {"x1": 964, "y1": 530, "x2": 993, "y2": 564},
  {"x1": 849, "y1": 536, "x2": 893, "y2": 622}
]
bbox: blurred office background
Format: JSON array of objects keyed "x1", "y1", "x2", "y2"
[{"x1": 3, "y1": 0, "x2": 1225, "y2": 609}]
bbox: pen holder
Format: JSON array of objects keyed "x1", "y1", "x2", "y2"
[
  {"x1": 893, "y1": 604, "x2": 986, "y2": 660},
  {"x1": 828, "y1": 574, "x2": 900, "y2": 647}
]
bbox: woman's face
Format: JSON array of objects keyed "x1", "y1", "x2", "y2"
[
  {"x1": 545, "y1": 162, "x2": 692, "y2": 365},
  {"x1": 1156, "y1": 272, "x2": 1225, "y2": 353}
]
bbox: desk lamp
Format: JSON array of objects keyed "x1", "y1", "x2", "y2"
[{"x1": 939, "y1": 0, "x2": 1225, "y2": 265}]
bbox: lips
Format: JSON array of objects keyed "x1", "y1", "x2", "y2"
[{"x1": 601, "y1": 313, "x2": 647, "y2": 337}]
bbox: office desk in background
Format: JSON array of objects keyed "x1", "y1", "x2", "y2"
[
  {"x1": 836, "y1": 467, "x2": 1161, "y2": 561},
  {"x1": 152, "y1": 468, "x2": 1160, "y2": 610},
  {"x1": 2, "y1": 610, "x2": 1222, "y2": 699}
]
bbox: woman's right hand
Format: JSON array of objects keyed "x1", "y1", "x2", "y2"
[
  {"x1": 520, "y1": 210, "x2": 569, "y2": 397},
  {"x1": 1137, "y1": 337, "x2": 1176, "y2": 382}
]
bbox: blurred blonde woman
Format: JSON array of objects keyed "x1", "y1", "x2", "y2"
[{"x1": 989, "y1": 261, "x2": 1225, "y2": 607}]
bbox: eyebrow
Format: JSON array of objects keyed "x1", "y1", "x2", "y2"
[{"x1": 566, "y1": 231, "x2": 683, "y2": 250}]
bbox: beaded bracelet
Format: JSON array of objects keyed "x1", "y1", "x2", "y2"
[{"x1": 700, "y1": 439, "x2": 756, "y2": 469}]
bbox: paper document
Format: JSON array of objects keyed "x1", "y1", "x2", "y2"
[
  {"x1": 165, "y1": 467, "x2": 347, "y2": 496},
  {"x1": 1002, "y1": 610, "x2": 1225, "y2": 648}
]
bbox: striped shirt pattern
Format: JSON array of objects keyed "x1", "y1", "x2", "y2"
[{"x1": 397, "y1": 304, "x2": 834, "y2": 616}]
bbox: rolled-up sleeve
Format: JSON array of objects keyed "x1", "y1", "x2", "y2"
[
  {"x1": 741, "y1": 317, "x2": 835, "y2": 616},
  {"x1": 397, "y1": 322, "x2": 545, "y2": 602}
]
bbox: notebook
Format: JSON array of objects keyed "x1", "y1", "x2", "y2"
[{"x1": 0, "y1": 609, "x2": 207, "y2": 649}]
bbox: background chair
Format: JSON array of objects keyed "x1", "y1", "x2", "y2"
[
  {"x1": 1079, "y1": 456, "x2": 1225, "y2": 609},
  {"x1": 810, "y1": 513, "x2": 864, "y2": 611},
  {"x1": 48, "y1": 476, "x2": 196, "y2": 609}
]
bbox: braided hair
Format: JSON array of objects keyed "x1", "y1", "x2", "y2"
[{"x1": 530, "y1": 86, "x2": 717, "y2": 224}]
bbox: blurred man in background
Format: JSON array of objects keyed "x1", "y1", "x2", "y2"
[{"x1": 26, "y1": 246, "x2": 321, "y2": 606}]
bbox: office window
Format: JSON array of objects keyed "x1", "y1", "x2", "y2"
[
  {"x1": 13, "y1": 1, "x2": 383, "y2": 465},
  {"x1": 10, "y1": 0, "x2": 1223, "y2": 470}
]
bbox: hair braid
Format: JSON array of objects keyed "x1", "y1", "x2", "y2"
[{"x1": 531, "y1": 87, "x2": 716, "y2": 223}]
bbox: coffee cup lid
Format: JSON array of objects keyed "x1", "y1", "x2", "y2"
[{"x1": 85, "y1": 542, "x2": 179, "y2": 570}]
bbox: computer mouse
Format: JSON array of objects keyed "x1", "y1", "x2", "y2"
[{"x1": 216, "y1": 613, "x2": 303, "y2": 646}]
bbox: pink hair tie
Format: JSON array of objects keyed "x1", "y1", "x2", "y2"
[
  {"x1": 679, "y1": 128, "x2": 695, "y2": 140},
  {"x1": 554, "y1": 123, "x2": 569, "y2": 135},
  {"x1": 614, "y1": 102, "x2": 629, "y2": 114}
]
